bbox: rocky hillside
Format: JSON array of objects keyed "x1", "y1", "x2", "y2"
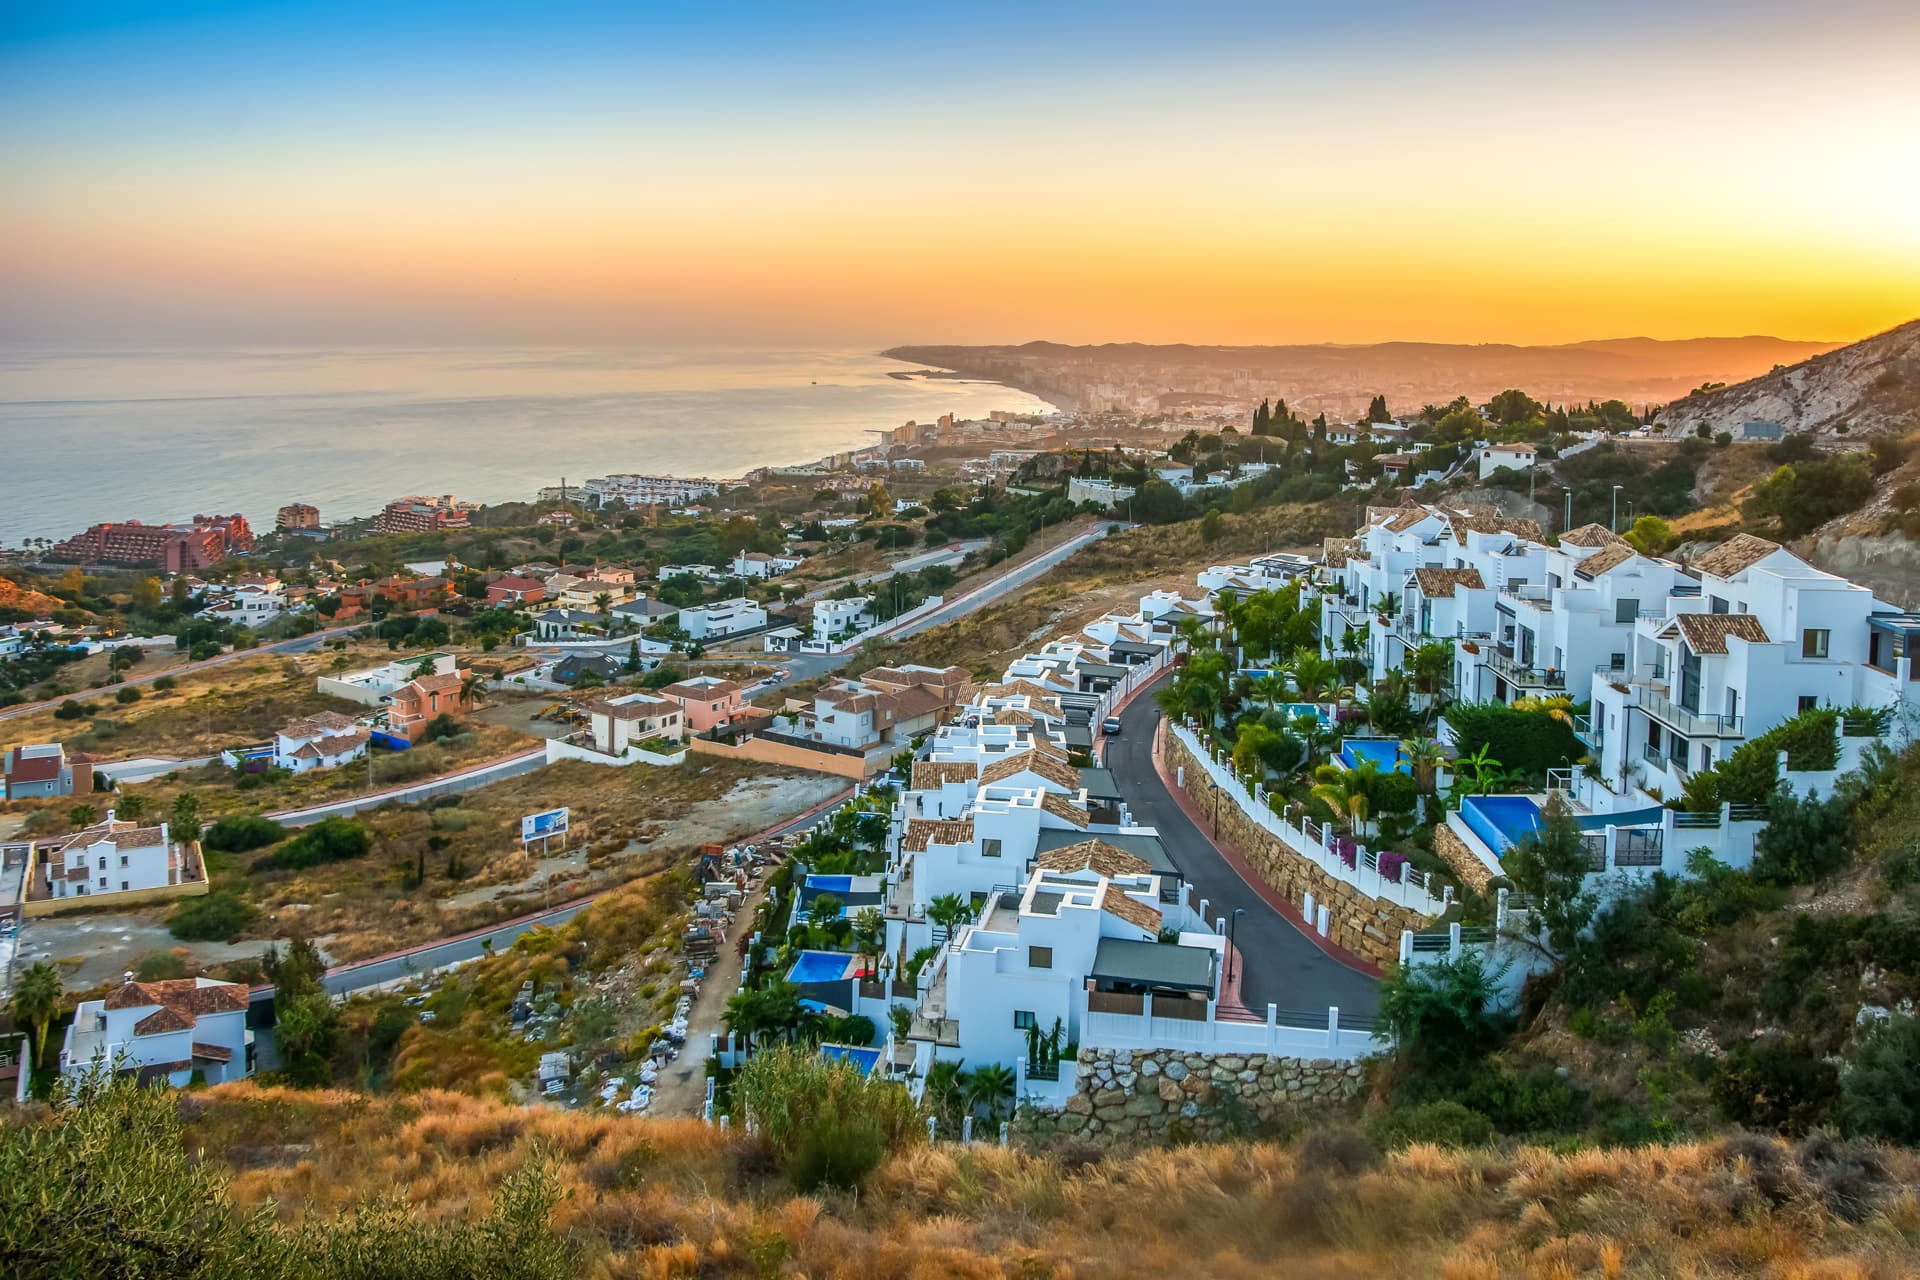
[{"x1": 1662, "y1": 318, "x2": 1920, "y2": 440}]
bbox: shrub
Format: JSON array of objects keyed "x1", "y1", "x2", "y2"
[
  {"x1": 1840, "y1": 1014, "x2": 1920, "y2": 1143},
  {"x1": 272, "y1": 816, "x2": 373, "y2": 870},
  {"x1": 168, "y1": 890, "x2": 258, "y2": 941},
  {"x1": 115, "y1": 686, "x2": 142, "y2": 704},
  {"x1": 1378, "y1": 951, "x2": 1509, "y2": 1075},
  {"x1": 134, "y1": 950, "x2": 192, "y2": 981},
  {"x1": 152, "y1": 674, "x2": 177, "y2": 692},
  {"x1": 1713, "y1": 1040, "x2": 1840, "y2": 1134},
  {"x1": 1443, "y1": 702, "x2": 1581, "y2": 779},
  {"x1": 1367, "y1": 1100, "x2": 1494, "y2": 1149},
  {"x1": 203, "y1": 814, "x2": 286, "y2": 853},
  {"x1": 732, "y1": 1044, "x2": 923, "y2": 1191},
  {"x1": 52, "y1": 700, "x2": 89, "y2": 722}
]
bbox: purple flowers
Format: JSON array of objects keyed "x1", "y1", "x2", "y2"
[{"x1": 1377, "y1": 850, "x2": 1410, "y2": 881}]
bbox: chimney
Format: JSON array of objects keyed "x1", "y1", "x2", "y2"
[
  {"x1": 105, "y1": 808, "x2": 116, "y2": 824},
  {"x1": 122, "y1": 971, "x2": 134, "y2": 985}
]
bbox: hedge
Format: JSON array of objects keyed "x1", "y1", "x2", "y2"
[
  {"x1": 1679, "y1": 705, "x2": 1885, "y2": 810},
  {"x1": 1443, "y1": 702, "x2": 1582, "y2": 779}
]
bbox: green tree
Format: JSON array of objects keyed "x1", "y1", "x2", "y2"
[
  {"x1": 9, "y1": 962, "x2": 62, "y2": 1066},
  {"x1": 963, "y1": 1061, "x2": 1017, "y2": 1123},
  {"x1": 1623, "y1": 514, "x2": 1675, "y2": 555},
  {"x1": 1366, "y1": 393, "x2": 1392, "y2": 423},
  {"x1": 1378, "y1": 950, "x2": 1507, "y2": 1072},
  {"x1": 1310, "y1": 761, "x2": 1377, "y2": 837},
  {"x1": 1840, "y1": 1013, "x2": 1920, "y2": 1143},
  {"x1": 114, "y1": 792, "x2": 148, "y2": 824},
  {"x1": 1200, "y1": 509, "x2": 1223, "y2": 544},
  {"x1": 1501, "y1": 796, "x2": 1598, "y2": 966},
  {"x1": 927, "y1": 892, "x2": 973, "y2": 941},
  {"x1": 170, "y1": 791, "x2": 201, "y2": 838},
  {"x1": 67, "y1": 804, "x2": 98, "y2": 828}
]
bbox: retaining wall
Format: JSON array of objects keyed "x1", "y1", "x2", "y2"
[
  {"x1": 1164, "y1": 730, "x2": 1433, "y2": 969},
  {"x1": 1023, "y1": 1045, "x2": 1364, "y2": 1143}
]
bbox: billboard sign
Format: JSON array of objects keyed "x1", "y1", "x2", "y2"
[{"x1": 520, "y1": 807, "x2": 570, "y2": 843}]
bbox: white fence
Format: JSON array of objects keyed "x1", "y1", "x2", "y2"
[
  {"x1": 1082, "y1": 998, "x2": 1379, "y2": 1061},
  {"x1": 1170, "y1": 722, "x2": 1451, "y2": 917},
  {"x1": 543, "y1": 737, "x2": 688, "y2": 768}
]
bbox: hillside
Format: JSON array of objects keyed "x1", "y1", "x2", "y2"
[
  {"x1": 885, "y1": 335, "x2": 1843, "y2": 420},
  {"x1": 8, "y1": 1077, "x2": 1917, "y2": 1279},
  {"x1": 0, "y1": 576, "x2": 63, "y2": 617},
  {"x1": 1661, "y1": 319, "x2": 1920, "y2": 440}
]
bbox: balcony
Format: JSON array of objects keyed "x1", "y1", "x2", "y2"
[
  {"x1": 1484, "y1": 647, "x2": 1566, "y2": 690},
  {"x1": 1632, "y1": 685, "x2": 1744, "y2": 739},
  {"x1": 1499, "y1": 583, "x2": 1553, "y2": 612}
]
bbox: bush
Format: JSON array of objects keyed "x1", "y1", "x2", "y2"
[
  {"x1": 1840, "y1": 1014, "x2": 1920, "y2": 1143},
  {"x1": 1713, "y1": 1040, "x2": 1840, "y2": 1134},
  {"x1": 168, "y1": 890, "x2": 257, "y2": 941},
  {"x1": 115, "y1": 686, "x2": 142, "y2": 704},
  {"x1": 1367, "y1": 1100, "x2": 1495, "y2": 1149},
  {"x1": 272, "y1": 816, "x2": 373, "y2": 870},
  {"x1": 151, "y1": 674, "x2": 177, "y2": 692},
  {"x1": 1443, "y1": 702, "x2": 1581, "y2": 779},
  {"x1": 52, "y1": 700, "x2": 89, "y2": 722},
  {"x1": 1368, "y1": 770, "x2": 1418, "y2": 815},
  {"x1": 202, "y1": 814, "x2": 286, "y2": 853},
  {"x1": 732, "y1": 1044, "x2": 923, "y2": 1191},
  {"x1": 134, "y1": 951, "x2": 192, "y2": 981}
]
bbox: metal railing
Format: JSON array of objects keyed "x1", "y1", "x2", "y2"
[
  {"x1": 1634, "y1": 685, "x2": 1744, "y2": 738},
  {"x1": 1485, "y1": 648, "x2": 1566, "y2": 688}
]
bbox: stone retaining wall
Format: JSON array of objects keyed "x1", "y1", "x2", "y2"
[
  {"x1": 1432, "y1": 819, "x2": 1496, "y2": 893},
  {"x1": 1163, "y1": 732, "x2": 1427, "y2": 969},
  {"x1": 1024, "y1": 1046, "x2": 1364, "y2": 1143}
]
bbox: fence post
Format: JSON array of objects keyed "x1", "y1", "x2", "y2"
[
  {"x1": 1315, "y1": 904, "x2": 1329, "y2": 937},
  {"x1": 1302, "y1": 890, "x2": 1314, "y2": 923},
  {"x1": 1399, "y1": 930, "x2": 1413, "y2": 965},
  {"x1": 926, "y1": 1115, "x2": 938, "y2": 1143},
  {"x1": 1015, "y1": 1054, "x2": 1027, "y2": 1096},
  {"x1": 1266, "y1": 1003, "x2": 1279, "y2": 1052},
  {"x1": 1326, "y1": 1005, "x2": 1339, "y2": 1050},
  {"x1": 1495, "y1": 886, "x2": 1508, "y2": 932},
  {"x1": 962, "y1": 1115, "x2": 974, "y2": 1143},
  {"x1": 1000, "y1": 1121, "x2": 1010, "y2": 1147},
  {"x1": 1448, "y1": 921, "x2": 1462, "y2": 959}
]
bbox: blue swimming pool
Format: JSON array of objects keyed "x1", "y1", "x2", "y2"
[
  {"x1": 819, "y1": 1044, "x2": 882, "y2": 1072},
  {"x1": 804, "y1": 874, "x2": 853, "y2": 893},
  {"x1": 786, "y1": 950, "x2": 855, "y2": 985},
  {"x1": 1461, "y1": 795, "x2": 1542, "y2": 855},
  {"x1": 1339, "y1": 738, "x2": 1412, "y2": 774}
]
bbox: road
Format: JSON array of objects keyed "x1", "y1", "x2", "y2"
[
  {"x1": 290, "y1": 785, "x2": 856, "y2": 1001},
  {"x1": 1105, "y1": 674, "x2": 1380, "y2": 1018},
  {"x1": 260, "y1": 746, "x2": 549, "y2": 828},
  {"x1": 885, "y1": 523, "x2": 1111, "y2": 641},
  {"x1": 0, "y1": 624, "x2": 357, "y2": 723}
]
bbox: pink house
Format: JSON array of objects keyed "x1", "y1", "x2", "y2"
[{"x1": 657, "y1": 676, "x2": 748, "y2": 734}]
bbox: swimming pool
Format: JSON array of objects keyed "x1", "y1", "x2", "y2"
[
  {"x1": 819, "y1": 1044, "x2": 882, "y2": 1073},
  {"x1": 804, "y1": 874, "x2": 853, "y2": 894},
  {"x1": 1338, "y1": 738, "x2": 1412, "y2": 774},
  {"x1": 1460, "y1": 795, "x2": 1542, "y2": 855},
  {"x1": 786, "y1": 950, "x2": 856, "y2": 986}
]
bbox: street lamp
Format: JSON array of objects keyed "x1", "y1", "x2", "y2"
[
  {"x1": 1228, "y1": 908, "x2": 1245, "y2": 985},
  {"x1": 1562, "y1": 486, "x2": 1573, "y2": 534},
  {"x1": 1610, "y1": 484, "x2": 1624, "y2": 533}
]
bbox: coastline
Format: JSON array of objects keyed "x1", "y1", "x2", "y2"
[{"x1": 876, "y1": 348, "x2": 1073, "y2": 415}]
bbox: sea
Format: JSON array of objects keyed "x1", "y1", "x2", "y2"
[{"x1": 0, "y1": 345, "x2": 1053, "y2": 544}]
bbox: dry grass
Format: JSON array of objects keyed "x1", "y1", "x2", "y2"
[{"x1": 180, "y1": 1086, "x2": 1920, "y2": 1278}]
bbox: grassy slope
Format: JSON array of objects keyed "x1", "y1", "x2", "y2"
[{"x1": 178, "y1": 1084, "x2": 1920, "y2": 1279}]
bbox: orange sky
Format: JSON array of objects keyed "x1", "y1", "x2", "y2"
[{"x1": 3, "y1": 3, "x2": 1917, "y2": 346}]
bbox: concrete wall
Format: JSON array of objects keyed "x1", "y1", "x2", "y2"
[
  {"x1": 1164, "y1": 730, "x2": 1434, "y2": 968},
  {"x1": 23, "y1": 872, "x2": 208, "y2": 918},
  {"x1": 543, "y1": 738, "x2": 687, "y2": 768},
  {"x1": 684, "y1": 733, "x2": 874, "y2": 779},
  {"x1": 1022, "y1": 1045, "x2": 1365, "y2": 1143}
]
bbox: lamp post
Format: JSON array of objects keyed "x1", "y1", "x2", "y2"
[
  {"x1": 1563, "y1": 487, "x2": 1573, "y2": 533},
  {"x1": 1228, "y1": 908, "x2": 1245, "y2": 986},
  {"x1": 1610, "y1": 484, "x2": 1624, "y2": 533}
]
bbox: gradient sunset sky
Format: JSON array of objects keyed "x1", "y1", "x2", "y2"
[{"x1": 4, "y1": 1, "x2": 1917, "y2": 348}]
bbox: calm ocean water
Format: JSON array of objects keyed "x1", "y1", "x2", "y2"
[{"x1": 0, "y1": 345, "x2": 1051, "y2": 543}]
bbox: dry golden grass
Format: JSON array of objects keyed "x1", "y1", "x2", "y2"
[{"x1": 177, "y1": 1086, "x2": 1920, "y2": 1279}]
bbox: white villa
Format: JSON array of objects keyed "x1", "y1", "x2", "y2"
[
  {"x1": 317, "y1": 652, "x2": 458, "y2": 706},
  {"x1": 61, "y1": 977, "x2": 253, "y2": 1087},
  {"x1": 272, "y1": 711, "x2": 371, "y2": 773},
  {"x1": 812, "y1": 595, "x2": 876, "y2": 647},
  {"x1": 587, "y1": 691, "x2": 685, "y2": 756},
  {"x1": 731, "y1": 551, "x2": 805, "y2": 579},
  {"x1": 679, "y1": 597, "x2": 768, "y2": 640}
]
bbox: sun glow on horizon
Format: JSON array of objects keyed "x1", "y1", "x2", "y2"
[{"x1": 3, "y1": 1, "x2": 1917, "y2": 348}]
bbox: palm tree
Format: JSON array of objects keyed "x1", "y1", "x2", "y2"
[
  {"x1": 851, "y1": 906, "x2": 885, "y2": 977},
  {"x1": 1287, "y1": 652, "x2": 1338, "y2": 703},
  {"x1": 114, "y1": 792, "x2": 147, "y2": 824},
  {"x1": 1374, "y1": 591, "x2": 1402, "y2": 622},
  {"x1": 963, "y1": 1061, "x2": 1017, "y2": 1124},
  {"x1": 68, "y1": 804, "x2": 98, "y2": 828},
  {"x1": 1290, "y1": 711, "x2": 1336, "y2": 773},
  {"x1": 1310, "y1": 761, "x2": 1378, "y2": 838},
  {"x1": 1250, "y1": 673, "x2": 1287, "y2": 712},
  {"x1": 927, "y1": 893, "x2": 972, "y2": 942},
  {"x1": 923, "y1": 1058, "x2": 968, "y2": 1132},
  {"x1": 169, "y1": 792, "x2": 200, "y2": 836},
  {"x1": 459, "y1": 671, "x2": 487, "y2": 708},
  {"x1": 1409, "y1": 640, "x2": 1454, "y2": 710},
  {"x1": 9, "y1": 962, "x2": 62, "y2": 1066},
  {"x1": 1449, "y1": 744, "x2": 1505, "y2": 803},
  {"x1": 1400, "y1": 737, "x2": 1448, "y2": 796},
  {"x1": 593, "y1": 592, "x2": 612, "y2": 629}
]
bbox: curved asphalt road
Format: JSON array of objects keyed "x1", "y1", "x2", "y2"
[{"x1": 1106, "y1": 676, "x2": 1380, "y2": 1018}]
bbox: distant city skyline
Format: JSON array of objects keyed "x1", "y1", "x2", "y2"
[{"x1": 4, "y1": 1, "x2": 1917, "y2": 348}]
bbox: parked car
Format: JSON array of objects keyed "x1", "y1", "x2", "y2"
[{"x1": 1102, "y1": 717, "x2": 1122, "y2": 736}]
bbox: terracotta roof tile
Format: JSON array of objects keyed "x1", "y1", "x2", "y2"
[
  {"x1": 1039, "y1": 792, "x2": 1090, "y2": 829},
  {"x1": 191, "y1": 1042, "x2": 234, "y2": 1063},
  {"x1": 1412, "y1": 567, "x2": 1485, "y2": 599},
  {"x1": 103, "y1": 978, "x2": 250, "y2": 1016},
  {"x1": 1674, "y1": 612, "x2": 1771, "y2": 655},
  {"x1": 134, "y1": 1006, "x2": 195, "y2": 1035},
  {"x1": 911, "y1": 761, "x2": 977, "y2": 789},
  {"x1": 978, "y1": 749, "x2": 1080, "y2": 790},
  {"x1": 1037, "y1": 839, "x2": 1152, "y2": 878},
  {"x1": 1559, "y1": 523, "x2": 1626, "y2": 548},
  {"x1": 1572, "y1": 543, "x2": 1637, "y2": 578},
  {"x1": 902, "y1": 818, "x2": 974, "y2": 851},
  {"x1": 1691, "y1": 533, "x2": 1781, "y2": 579},
  {"x1": 1099, "y1": 884, "x2": 1163, "y2": 933}
]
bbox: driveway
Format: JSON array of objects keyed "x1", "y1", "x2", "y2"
[{"x1": 1104, "y1": 675, "x2": 1380, "y2": 1018}]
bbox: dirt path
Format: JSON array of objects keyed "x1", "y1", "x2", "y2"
[{"x1": 649, "y1": 875, "x2": 771, "y2": 1118}]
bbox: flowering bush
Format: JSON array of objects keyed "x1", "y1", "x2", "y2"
[{"x1": 1377, "y1": 850, "x2": 1410, "y2": 881}]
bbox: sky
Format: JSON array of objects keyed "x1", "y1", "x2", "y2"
[{"x1": 3, "y1": 1, "x2": 1918, "y2": 349}]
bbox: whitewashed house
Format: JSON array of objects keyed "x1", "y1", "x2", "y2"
[
  {"x1": 61, "y1": 977, "x2": 252, "y2": 1087},
  {"x1": 272, "y1": 711, "x2": 371, "y2": 773}
]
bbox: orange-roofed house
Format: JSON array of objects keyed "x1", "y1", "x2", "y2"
[
  {"x1": 385, "y1": 671, "x2": 470, "y2": 742},
  {"x1": 656, "y1": 675, "x2": 750, "y2": 734},
  {"x1": 62, "y1": 976, "x2": 253, "y2": 1087}
]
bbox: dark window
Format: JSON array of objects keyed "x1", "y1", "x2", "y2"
[
  {"x1": 1679, "y1": 650, "x2": 1702, "y2": 714},
  {"x1": 1013, "y1": 1010, "x2": 1036, "y2": 1030},
  {"x1": 1803, "y1": 629, "x2": 1831, "y2": 659},
  {"x1": 1615, "y1": 598, "x2": 1639, "y2": 624},
  {"x1": 1710, "y1": 595, "x2": 1730, "y2": 615},
  {"x1": 1029, "y1": 946, "x2": 1052, "y2": 970},
  {"x1": 981, "y1": 838, "x2": 1003, "y2": 859},
  {"x1": 1799, "y1": 695, "x2": 1819, "y2": 712}
]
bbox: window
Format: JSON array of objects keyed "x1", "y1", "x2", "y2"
[
  {"x1": 97, "y1": 877, "x2": 106, "y2": 888},
  {"x1": 1609, "y1": 652, "x2": 1626, "y2": 671},
  {"x1": 1029, "y1": 946, "x2": 1052, "y2": 969},
  {"x1": 120, "y1": 881, "x2": 129, "y2": 892},
  {"x1": 1799, "y1": 695, "x2": 1819, "y2": 713},
  {"x1": 1802, "y1": 629, "x2": 1831, "y2": 659},
  {"x1": 981, "y1": 838, "x2": 1003, "y2": 859},
  {"x1": 1709, "y1": 595, "x2": 1730, "y2": 615},
  {"x1": 1013, "y1": 1010, "x2": 1036, "y2": 1030},
  {"x1": 119, "y1": 855, "x2": 128, "y2": 867},
  {"x1": 1615, "y1": 598, "x2": 1639, "y2": 625}
]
